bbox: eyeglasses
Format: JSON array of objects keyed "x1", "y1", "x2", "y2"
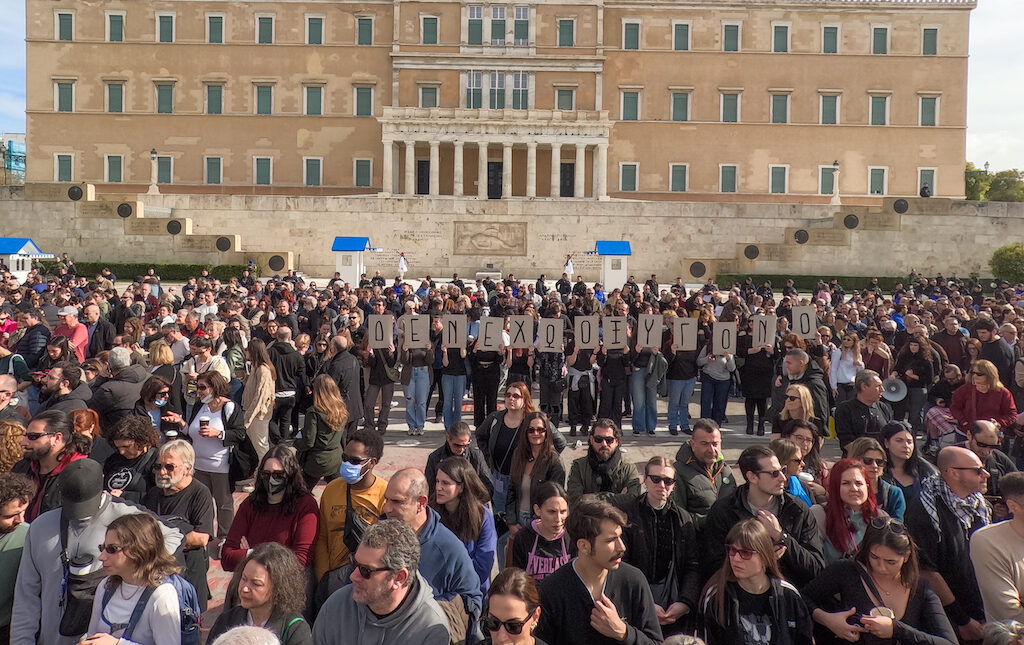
[
  {"x1": 784, "y1": 395, "x2": 800, "y2": 402},
  {"x1": 153, "y1": 463, "x2": 177, "y2": 472},
  {"x1": 260, "y1": 470, "x2": 286, "y2": 478},
  {"x1": 505, "y1": 392, "x2": 523, "y2": 399},
  {"x1": 342, "y1": 453, "x2": 371, "y2": 465},
  {"x1": 974, "y1": 439, "x2": 1001, "y2": 450},
  {"x1": 861, "y1": 457, "x2": 886, "y2": 467},
  {"x1": 527, "y1": 426, "x2": 547, "y2": 435},
  {"x1": 351, "y1": 558, "x2": 393, "y2": 579},
  {"x1": 591, "y1": 435, "x2": 616, "y2": 445},
  {"x1": 950, "y1": 465, "x2": 989, "y2": 476},
  {"x1": 483, "y1": 613, "x2": 534, "y2": 635},
  {"x1": 727, "y1": 546, "x2": 757, "y2": 560},
  {"x1": 869, "y1": 517, "x2": 907, "y2": 534},
  {"x1": 756, "y1": 469, "x2": 786, "y2": 479},
  {"x1": 97, "y1": 544, "x2": 125, "y2": 554},
  {"x1": 24, "y1": 432, "x2": 54, "y2": 441},
  {"x1": 646, "y1": 474, "x2": 675, "y2": 487}
]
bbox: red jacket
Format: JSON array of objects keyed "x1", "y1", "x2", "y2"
[{"x1": 950, "y1": 383, "x2": 1017, "y2": 434}]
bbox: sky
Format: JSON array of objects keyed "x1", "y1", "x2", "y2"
[{"x1": 0, "y1": 0, "x2": 1021, "y2": 171}]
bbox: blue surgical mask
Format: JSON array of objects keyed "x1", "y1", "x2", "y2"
[
  {"x1": 154, "y1": 399, "x2": 168, "y2": 407},
  {"x1": 339, "y1": 461, "x2": 366, "y2": 484}
]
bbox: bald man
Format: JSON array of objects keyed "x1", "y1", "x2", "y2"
[
  {"x1": 0, "y1": 375, "x2": 24, "y2": 422},
  {"x1": 905, "y1": 446, "x2": 990, "y2": 642}
]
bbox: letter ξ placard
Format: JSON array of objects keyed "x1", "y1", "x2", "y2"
[
  {"x1": 574, "y1": 316, "x2": 600, "y2": 349},
  {"x1": 507, "y1": 316, "x2": 535, "y2": 349},
  {"x1": 367, "y1": 315, "x2": 394, "y2": 349},
  {"x1": 537, "y1": 318, "x2": 565, "y2": 353},
  {"x1": 443, "y1": 315, "x2": 468, "y2": 347}
]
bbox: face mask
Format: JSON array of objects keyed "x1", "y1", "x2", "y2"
[
  {"x1": 267, "y1": 475, "x2": 287, "y2": 494},
  {"x1": 339, "y1": 461, "x2": 366, "y2": 484},
  {"x1": 201, "y1": 394, "x2": 214, "y2": 404},
  {"x1": 154, "y1": 399, "x2": 168, "y2": 407}
]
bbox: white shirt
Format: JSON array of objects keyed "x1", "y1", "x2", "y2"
[
  {"x1": 188, "y1": 402, "x2": 231, "y2": 473},
  {"x1": 829, "y1": 347, "x2": 863, "y2": 389},
  {"x1": 87, "y1": 579, "x2": 180, "y2": 645}
]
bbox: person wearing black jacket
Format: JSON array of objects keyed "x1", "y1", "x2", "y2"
[
  {"x1": 360, "y1": 337, "x2": 398, "y2": 435},
  {"x1": 704, "y1": 445, "x2": 824, "y2": 587},
  {"x1": 323, "y1": 334, "x2": 363, "y2": 435},
  {"x1": 834, "y1": 370, "x2": 893, "y2": 452},
  {"x1": 424, "y1": 423, "x2": 493, "y2": 498},
  {"x1": 101, "y1": 415, "x2": 159, "y2": 504},
  {"x1": 268, "y1": 327, "x2": 305, "y2": 443},
  {"x1": 82, "y1": 304, "x2": 115, "y2": 359},
  {"x1": 554, "y1": 274, "x2": 572, "y2": 302},
  {"x1": 664, "y1": 323, "x2": 701, "y2": 436},
  {"x1": 737, "y1": 324, "x2": 775, "y2": 437},
  {"x1": 11, "y1": 309, "x2": 50, "y2": 370}
]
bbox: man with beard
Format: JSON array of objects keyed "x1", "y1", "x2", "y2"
[
  {"x1": 12, "y1": 410, "x2": 88, "y2": 521},
  {"x1": 0, "y1": 473, "x2": 33, "y2": 642},
  {"x1": 536, "y1": 497, "x2": 662, "y2": 645},
  {"x1": 37, "y1": 363, "x2": 92, "y2": 414},
  {"x1": 143, "y1": 439, "x2": 214, "y2": 610},
  {"x1": 566, "y1": 419, "x2": 641, "y2": 501}
]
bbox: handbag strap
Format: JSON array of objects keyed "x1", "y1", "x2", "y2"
[
  {"x1": 280, "y1": 617, "x2": 305, "y2": 643},
  {"x1": 856, "y1": 563, "x2": 889, "y2": 610}
]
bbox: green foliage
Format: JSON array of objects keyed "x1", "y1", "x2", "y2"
[
  {"x1": 990, "y1": 244, "x2": 1024, "y2": 285},
  {"x1": 965, "y1": 162, "x2": 990, "y2": 201},
  {"x1": 37, "y1": 261, "x2": 260, "y2": 282},
  {"x1": 715, "y1": 273, "x2": 988, "y2": 294},
  {"x1": 986, "y1": 170, "x2": 1024, "y2": 203}
]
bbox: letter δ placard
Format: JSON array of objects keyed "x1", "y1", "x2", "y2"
[
  {"x1": 478, "y1": 317, "x2": 505, "y2": 351},
  {"x1": 537, "y1": 318, "x2": 565, "y2": 353},
  {"x1": 603, "y1": 316, "x2": 628, "y2": 350},
  {"x1": 713, "y1": 322, "x2": 737, "y2": 354},
  {"x1": 672, "y1": 317, "x2": 698, "y2": 351},
  {"x1": 399, "y1": 314, "x2": 431, "y2": 349},
  {"x1": 792, "y1": 306, "x2": 817, "y2": 340},
  {"x1": 367, "y1": 315, "x2": 394, "y2": 349},
  {"x1": 443, "y1": 315, "x2": 468, "y2": 348},
  {"x1": 751, "y1": 315, "x2": 778, "y2": 348},
  {"x1": 507, "y1": 316, "x2": 535, "y2": 349},
  {"x1": 574, "y1": 316, "x2": 600, "y2": 349},
  {"x1": 637, "y1": 314, "x2": 661, "y2": 349}
]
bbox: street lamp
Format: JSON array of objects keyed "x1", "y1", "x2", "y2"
[
  {"x1": 830, "y1": 159, "x2": 841, "y2": 206},
  {"x1": 147, "y1": 148, "x2": 160, "y2": 195}
]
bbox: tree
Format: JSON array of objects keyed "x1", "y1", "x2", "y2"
[
  {"x1": 990, "y1": 243, "x2": 1024, "y2": 284},
  {"x1": 965, "y1": 162, "x2": 991, "y2": 201},
  {"x1": 986, "y1": 169, "x2": 1024, "y2": 202}
]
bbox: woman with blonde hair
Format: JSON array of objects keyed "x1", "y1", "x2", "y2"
[
  {"x1": 770, "y1": 383, "x2": 824, "y2": 441},
  {"x1": 830, "y1": 333, "x2": 864, "y2": 405},
  {"x1": 950, "y1": 358, "x2": 1018, "y2": 436},
  {"x1": 294, "y1": 374, "x2": 349, "y2": 490}
]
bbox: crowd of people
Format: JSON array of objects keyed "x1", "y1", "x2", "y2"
[{"x1": 1, "y1": 259, "x2": 1024, "y2": 644}]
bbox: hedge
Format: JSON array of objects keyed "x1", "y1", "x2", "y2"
[
  {"x1": 37, "y1": 261, "x2": 260, "y2": 282},
  {"x1": 715, "y1": 273, "x2": 992, "y2": 294}
]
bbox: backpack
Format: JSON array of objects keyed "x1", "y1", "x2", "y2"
[{"x1": 100, "y1": 573, "x2": 201, "y2": 645}]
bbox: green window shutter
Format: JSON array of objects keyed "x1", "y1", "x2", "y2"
[
  {"x1": 468, "y1": 19, "x2": 482, "y2": 45},
  {"x1": 208, "y1": 16, "x2": 223, "y2": 43},
  {"x1": 421, "y1": 87, "x2": 437, "y2": 107},
  {"x1": 556, "y1": 90, "x2": 573, "y2": 110},
  {"x1": 621, "y1": 92, "x2": 638, "y2": 120},
  {"x1": 771, "y1": 95, "x2": 788, "y2": 124},
  {"x1": 157, "y1": 157, "x2": 171, "y2": 183},
  {"x1": 306, "y1": 87, "x2": 322, "y2": 115},
  {"x1": 770, "y1": 167, "x2": 786, "y2": 193},
  {"x1": 305, "y1": 158, "x2": 321, "y2": 186},
  {"x1": 671, "y1": 93, "x2": 688, "y2": 122},
  {"x1": 159, "y1": 16, "x2": 173, "y2": 43},
  {"x1": 355, "y1": 159, "x2": 371, "y2": 186},
  {"x1": 466, "y1": 88, "x2": 482, "y2": 109},
  {"x1": 255, "y1": 158, "x2": 271, "y2": 184},
  {"x1": 823, "y1": 26, "x2": 838, "y2": 53},
  {"x1": 920, "y1": 97, "x2": 936, "y2": 126},
  {"x1": 623, "y1": 23, "x2": 639, "y2": 50},
  {"x1": 256, "y1": 86, "x2": 272, "y2": 115},
  {"x1": 722, "y1": 94, "x2": 738, "y2": 122},
  {"x1": 423, "y1": 17, "x2": 437, "y2": 44},
  {"x1": 490, "y1": 88, "x2": 505, "y2": 109},
  {"x1": 514, "y1": 19, "x2": 528, "y2": 44},
  {"x1": 358, "y1": 18, "x2": 373, "y2": 45},
  {"x1": 491, "y1": 19, "x2": 505, "y2": 44},
  {"x1": 870, "y1": 168, "x2": 885, "y2": 194},
  {"x1": 821, "y1": 95, "x2": 837, "y2": 124},
  {"x1": 872, "y1": 27, "x2": 887, "y2": 54},
  {"x1": 107, "y1": 156, "x2": 122, "y2": 183},
  {"x1": 773, "y1": 25, "x2": 788, "y2": 52},
  {"x1": 558, "y1": 20, "x2": 573, "y2": 47},
  {"x1": 58, "y1": 14, "x2": 72, "y2": 41},
  {"x1": 870, "y1": 96, "x2": 887, "y2": 126},
  {"x1": 723, "y1": 24, "x2": 738, "y2": 51},
  {"x1": 206, "y1": 157, "x2": 221, "y2": 184},
  {"x1": 109, "y1": 15, "x2": 123, "y2": 42},
  {"x1": 512, "y1": 89, "x2": 527, "y2": 110},
  {"x1": 356, "y1": 87, "x2": 372, "y2": 115},
  {"x1": 820, "y1": 167, "x2": 835, "y2": 195},
  {"x1": 308, "y1": 18, "x2": 322, "y2": 44},
  {"x1": 620, "y1": 164, "x2": 637, "y2": 191},
  {"x1": 57, "y1": 83, "x2": 73, "y2": 112},
  {"x1": 919, "y1": 169, "x2": 935, "y2": 192},
  {"x1": 258, "y1": 17, "x2": 273, "y2": 43},
  {"x1": 674, "y1": 23, "x2": 689, "y2": 51},
  {"x1": 57, "y1": 155, "x2": 72, "y2": 181},
  {"x1": 107, "y1": 83, "x2": 122, "y2": 113},
  {"x1": 670, "y1": 165, "x2": 686, "y2": 192},
  {"x1": 721, "y1": 165, "x2": 737, "y2": 193},
  {"x1": 207, "y1": 85, "x2": 222, "y2": 114},
  {"x1": 922, "y1": 28, "x2": 937, "y2": 55}
]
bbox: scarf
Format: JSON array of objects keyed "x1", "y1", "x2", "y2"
[
  {"x1": 587, "y1": 447, "x2": 622, "y2": 493},
  {"x1": 919, "y1": 474, "x2": 990, "y2": 534}
]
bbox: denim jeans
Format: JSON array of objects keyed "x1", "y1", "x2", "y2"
[
  {"x1": 442, "y1": 373, "x2": 467, "y2": 430},
  {"x1": 667, "y1": 378, "x2": 697, "y2": 430},
  {"x1": 405, "y1": 366, "x2": 430, "y2": 430},
  {"x1": 700, "y1": 375, "x2": 731, "y2": 424},
  {"x1": 630, "y1": 368, "x2": 658, "y2": 432}
]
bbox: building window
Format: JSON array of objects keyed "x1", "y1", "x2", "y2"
[
  {"x1": 156, "y1": 84, "x2": 173, "y2": 114},
  {"x1": 619, "y1": 163, "x2": 637, "y2": 191},
  {"x1": 206, "y1": 84, "x2": 223, "y2": 114},
  {"x1": 55, "y1": 154, "x2": 73, "y2": 182},
  {"x1": 256, "y1": 85, "x2": 273, "y2": 115},
  {"x1": 623, "y1": 21, "x2": 640, "y2": 50},
  {"x1": 205, "y1": 157, "x2": 222, "y2": 184},
  {"x1": 419, "y1": 86, "x2": 438, "y2": 108},
  {"x1": 820, "y1": 94, "x2": 838, "y2": 124},
  {"x1": 307, "y1": 16, "x2": 323, "y2": 45},
  {"x1": 920, "y1": 96, "x2": 937, "y2": 126},
  {"x1": 491, "y1": 7, "x2": 506, "y2": 45},
  {"x1": 304, "y1": 158, "x2": 322, "y2": 186},
  {"x1": 822, "y1": 25, "x2": 838, "y2": 54},
  {"x1": 55, "y1": 82, "x2": 74, "y2": 112},
  {"x1": 468, "y1": 7, "x2": 482, "y2": 45},
  {"x1": 105, "y1": 155, "x2": 122, "y2": 183},
  {"x1": 673, "y1": 23, "x2": 689, "y2": 51},
  {"x1": 556, "y1": 88, "x2": 574, "y2": 110},
  {"x1": 772, "y1": 24, "x2": 789, "y2": 53},
  {"x1": 106, "y1": 83, "x2": 123, "y2": 113},
  {"x1": 723, "y1": 23, "x2": 740, "y2": 52},
  {"x1": 671, "y1": 92, "x2": 689, "y2": 122},
  {"x1": 490, "y1": 72, "x2": 505, "y2": 109},
  {"x1": 422, "y1": 16, "x2": 438, "y2": 44},
  {"x1": 257, "y1": 15, "x2": 274, "y2": 44},
  {"x1": 720, "y1": 165, "x2": 737, "y2": 193},
  {"x1": 670, "y1": 164, "x2": 687, "y2": 192},
  {"x1": 819, "y1": 166, "x2": 835, "y2": 195},
  {"x1": 771, "y1": 94, "x2": 788, "y2": 124},
  {"x1": 922, "y1": 28, "x2": 938, "y2": 55},
  {"x1": 305, "y1": 86, "x2": 322, "y2": 116},
  {"x1": 157, "y1": 13, "x2": 174, "y2": 43},
  {"x1": 254, "y1": 157, "x2": 272, "y2": 185},
  {"x1": 919, "y1": 168, "x2": 935, "y2": 193},
  {"x1": 770, "y1": 165, "x2": 788, "y2": 194},
  {"x1": 107, "y1": 13, "x2": 124, "y2": 42},
  {"x1": 354, "y1": 87, "x2": 373, "y2": 116},
  {"x1": 870, "y1": 95, "x2": 888, "y2": 126},
  {"x1": 354, "y1": 159, "x2": 372, "y2": 187},
  {"x1": 207, "y1": 14, "x2": 224, "y2": 44},
  {"x1": 466, "y1": 72, "x2": 482, "y2": 108},
  {"x1": 621, "y1": 91, "x2": 639, "y2": 120},
  {"x1": 869, "y1": 167, "x2": 887, "y2": 195},
  {"x1": 357, "y1": 17, "x2": 373, "y2": 45},
  {"x1": 558, "y1": 19, "x2": 574, "y2": 47},
  {"x1": 721, "y1": 93, "x2": 739, "y2": 122},
  {"x1": 514, "y1": 7, "x2": 529, "y2": 46},
  {"x1": 512, "y1": 72, "x2": 528, "y2": 109},
  {"x1": 56, "y1": 12, "x2": 73, "y2": 41},
  {"x1": 872, "y1": 26, "x2": 888, "y2": 54},
  {"x1": 156, "y1": 156, "x2": 172, "y2": 183}
]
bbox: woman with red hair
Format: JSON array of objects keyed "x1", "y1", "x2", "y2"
[{"x1": 809, "y1": 458, "x2": 886, "y2": 564}]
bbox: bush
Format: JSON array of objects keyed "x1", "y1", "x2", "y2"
[
  {"x1": 990, "y1": 244, "x2": 1024, "y2": 285},
  {"x1": 36, "y1": 261, "x2": 260, "y2": 282}
]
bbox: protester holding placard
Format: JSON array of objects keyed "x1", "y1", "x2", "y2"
[
  {"x1": 440, "y1": 322, "x2": 469, "y2": 431},
  {"x1": 697, "y1": 334, "x2": 736, "y2": 428},
  {"x1": 469, "y1": 321, "x2": 507, "y2": 428},
  {"x1": 565, "y1": 331, "x2": 598, "y2": 438},
  {"x1": 535, "y1": 308, "x2": 567, "y2": 429},
  {"x1": 664, "y1": 315, "x2": 701, "y2": 436},
  {"x1": 630, "y1": 312, "x2": 664, "y2": 436},
  {"x1": 737, "y1": 318, "x2": 775, "y2": 437}
]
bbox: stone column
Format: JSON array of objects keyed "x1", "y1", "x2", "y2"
[
  {"x1": 526, "y1": 142, "x2": 537, "y2": 197},
  {"x1": 502, "y1": 143, "x2": 512, "y2": 198},
  {"x1": 404, "y1": 141, "x2": 415, "y2": 195},
  {"x1": 429, "y1": 141, "x2": 440, "y2": 195},
  {"x1": 477, "y1": 142, "x2": 488, "y2": 198},
  {"x1": 574, "y1": 143, "x2": 586, "y2": 198},
  {"x1": 381, "y1": 140, "x2": 393, "y2": 196},
  {"x1": 550, "y1": 142, "x2": 561, "y2": 198},
  {"x1": 596, "y1": 142, "x2": 609, "y2": 200},
  {"x1": 453, "y1": 141, "x2": 464, "y2": 196}
]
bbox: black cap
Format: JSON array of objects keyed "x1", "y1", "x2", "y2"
[{"x1": 60, "y1": 459, "x2": 104, "y2": 520}]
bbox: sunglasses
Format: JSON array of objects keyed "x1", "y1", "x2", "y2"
[
  {"x1": 527, "y1": 426, "x2": 547, "y2": 435},
  {"x1": 260, "y1": 470, "x2": 287, "y2": 479},
  {"x1": 647, "y1": 474, "x2": 675, "y2": 487},
  {"x1": 756, "y1": 469, "x2": 786, "y2": 479},
  {"x1": 869, "y1": 517, "x2": 907, "y2": 534},
  {"x1": 505, "y1": 392, "x2": 523, "y2": 399},
  {"x1": 974, "y1": 439, "x2": 1001, "y2": 450},
  {"x1": 483, "y1": 613, "x2": 533, "y2": 635},
  {"x1": 24, "y1": 432, "x2": 54, "y2": 441},
  {"x1": 950, "y1": 465, "x2": 989, "y2": 476},
  {"x1": 155, "y1": 391, "x2": 170, "y2": 399},
  {"x1": 727, "y1": 545, "x2": 757, "y2": 560},
  {"x1": 351, "y1": 559, "x2": 393, "y2": 579},
  {"x1": 784, "y1": 395, "x2": 800, "y2": 402},
  {"x1": 97, "y1": 544, "x2": 125, "y2": 554},
  {"x1": 591, "y1": 435, "x2": 616, "y2": 445},
  {"x1": 153, "y1": 463, "x2": 177, "y2": 472},
  {"x1": 196, "y1": 385, "x2": 210, "y2": 391},
  {"x1": 342, "y1": 453, "x2": 371, "y2": 465},
  {"x1": 861, "y1": 457, "x2": 886, "y2": 467}
]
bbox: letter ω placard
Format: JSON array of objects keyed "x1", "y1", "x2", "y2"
[
  {"x1": 442, "y1": 315, "x2": 467, "y2": 347},
  {"x1": 367, "y1": 315, "x2": 394, "y2": 349},
  {"x1": 537, "y1": 318, "x2": 565, "y2": 353},
  {"x1": 792, "y1": 306, "x2": 817, "y2": 340}
]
